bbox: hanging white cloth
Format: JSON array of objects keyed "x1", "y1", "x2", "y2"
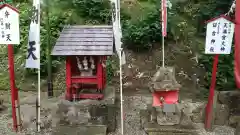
[
  {"x1": 110, "y1": 0, "x2": 126, "y2": 65},
  {"x1": 25, "y1": 0, "x2": 40, "y2": 69}
]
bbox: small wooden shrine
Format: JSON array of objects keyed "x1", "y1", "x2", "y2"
[{"x1": 52, "y1": 25, "x2": 114, "y2": 101}]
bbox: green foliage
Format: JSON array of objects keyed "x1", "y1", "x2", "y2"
[
  {"x1": 121, "y1": 0, "x2": 198, "y2": 51},
  {"x1": 0, "y1": 0, "x2": 12, "y2": 4},
  {"x1": 199, "y1": 48, "x2": 235, "y2": 91},
  {"x1": 1, "y1": 0, "x2": 235, "y2": 90},
  {"x1": 106, "y1": 59, "x2": 114, "y2": 83},
  {"x1": 51, "y1": 0, "x2": 112, "y2": 24},
  {"x1": 40, "y1": 11, "x2": 71, "y2": 75},
  {"x1": 72, "y1": 0, "x2": 111, "y2": 24},
  {"x1": 122, "y1": 9, "x2": 161, "y2": 51}
]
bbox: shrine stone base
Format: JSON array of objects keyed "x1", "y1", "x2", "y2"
[
  {"x1": 140, "y1": 107, "x2": 197, "y2": 135},
  {"x1": 51, "y1": 86, "x2": 116, "y2": 135}
]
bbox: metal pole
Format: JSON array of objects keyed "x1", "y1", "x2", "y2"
[{"x1": 46, "y1": 0, "x2": 53, "y2": 97}]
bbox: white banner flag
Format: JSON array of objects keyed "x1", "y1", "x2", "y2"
[
  {"x1": 111, "y1": 0, "x2": 126, "y2": 65},
  {"x1": 25, "y1": 0, "x2": 40, "y2": 69}
]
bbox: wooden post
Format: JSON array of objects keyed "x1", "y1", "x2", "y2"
[
  {"x1": 65, "y1": 57, "x2": 72, "y2": 100},
  {"x1": 8, "y1": 45, "x2": 18, "y2": 132},
  {"x1": 45, "y1": 0, "x2": 53, "y2": 97},
  {"x1": 205, "y1": 54, "x2": 219, "y2": 130}
]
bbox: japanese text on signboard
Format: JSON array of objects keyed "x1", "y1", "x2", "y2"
[
  {"x1": 205, "y1": 17, "x2": 234, "y2": 54},
  {"x1": 0, "y1": 5, "x2": 19, "y2": 45}
]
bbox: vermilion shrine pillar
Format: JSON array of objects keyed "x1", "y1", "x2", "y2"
[{"x1": 234, "y1": 0, "x2": 240, "y2": 88}]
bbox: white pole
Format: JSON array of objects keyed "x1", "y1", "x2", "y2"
[
  {"x1": 116, "y1": 0, "x2": 124, "y2": 134},
  {"x1": 37, "y1": 1, "x2": 41, "y2": 132},
  {"x1": 162, "y1": 36, "x2": 165, "y2": 67},
  {"x1": 161, "y1": 0, "x2": 167, "y2": 67},
  {"x1": 161, "y1": 0, "x2": 165, "y2": 68},
  {"x1": 119, "y1": 48, "x2": 124, "y2": 135},
  {"x1": 37, "y1": 68, "x2": 41, "y2": 132}
]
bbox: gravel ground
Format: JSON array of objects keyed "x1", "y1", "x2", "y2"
[
  {"x1": 0, "y1": 106, "x2": 40, "y2": 135},
  {"x1": 194, "y1": 123, "x2": 235, "y2": 135},
  {"x1": 123, "y1": 95, "x2": 150, "y2": 135},
  {"x1": 109, "y1": 108, "x2": 122, "y2": 135},
  {"x1": 0, "y1": 112, "x2": 17, "y2": 135},
  {"x1": 0, "y1": 93, "x2": 235, "y2": 135}
]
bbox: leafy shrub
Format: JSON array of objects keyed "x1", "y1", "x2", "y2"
[
  {"x1": 122, "y1": 7, "x2": 161, "y2": 51},
  {"x1": 72, "y1": 0, "x2": 112, "y2": 24},
  {"x1": 199, "y1": 47, "x2": 235, "y2": 91},
  {"x1": 0, "y1": 0, "x2": 12, "y2": 4},
  {"x1": 106, "y1": 59, "x2": 114, "y2": 83},
  {"x1": 53, "y1": 0, "x2": 112, "y2": 24}
]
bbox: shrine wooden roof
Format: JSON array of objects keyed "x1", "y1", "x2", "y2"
[{"x1": 51, "y1": 25, "x2": 114, "y2": 56}]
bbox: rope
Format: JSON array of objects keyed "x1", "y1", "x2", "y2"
[{"x1": 225, "y1": 0, "x2": 236, "y2": 16}]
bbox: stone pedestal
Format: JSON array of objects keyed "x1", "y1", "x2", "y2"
[
  {"x1": 140, "y1": 107, "x2": 197, "y2": 135},
  {"x1": 51, "y1": 86, "x2": 116, "y2": 135}
]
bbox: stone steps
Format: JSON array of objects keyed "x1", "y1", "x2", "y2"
[{"x1": 144, "y1": 124, "x2": 196, "y2": 135}]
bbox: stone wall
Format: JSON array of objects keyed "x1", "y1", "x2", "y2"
[
  {"x1": 217, "y1": 91, "x2": 240, "y2": 135},
  {"x1": 190, "y1": 91, "x2": 240, "y2": 130}
]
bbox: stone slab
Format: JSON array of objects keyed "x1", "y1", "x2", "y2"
[
  {"x1": 214, "y1": 104, "x2": 229, "y2": 126},
  {"x1": 218, "y1": 91, "x2": 240, "y2": 115},
  {"x1": 140, "y1": 109, "x2": 197, "y2": 134},
  {"x1": 144, "y1": 123, "x2": 196, "y2": 133},
  {"x1": 229, "y1": 115, "x2": 240, "y2": 127},
  {"x1": 148, "y1": 132, "x2": 195, "y2": 135},
  {"x1": 52, "y1": 125, "x2": 107, "y2": 135}
]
